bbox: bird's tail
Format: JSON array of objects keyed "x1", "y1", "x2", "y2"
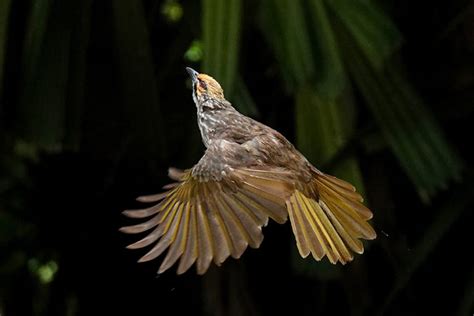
[{"x1": 286, "y1": 173, "x2": 376, "y2": 264}]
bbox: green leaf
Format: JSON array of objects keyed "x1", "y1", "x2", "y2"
[
  {"x1": 261, "y1": 0, "x2": 315, "y2": 87},
  {"x1": 342, "y1": 32, "x2": 462, "y2": 200},
  {"x1": 64, "y1": 0, "x2": 93, "y2": 152},
  {"x1": 17, "y1": 0, "x2": 74, "y2": 150},
  {"x1": 388, "y1": 66, "x2": 463, "y2": 183},
  {"x1": 258, "y1": 1, "x2": 294, "y2": 92},
  {"x1": 202, "y1": 0, "x2": 241, "y2": 96},
  {"x1": 326, "y1": 0, "x2": 402, "y2": 70},
  {"x1": 345, "y1": 51, "x2": 430, "y2": 199},
  {"x1": 232, "y1": 76, "x2": 259, "y2": 117},
  {"x1": 21, "y1": 0, "x2": 53, "y2": 87},
  {"x1": 202, "y1": 0, "x2": 258, "y2": 115},
  {"x1": 0, "y1": 0, "x2": 11, "y2": 102},
  {"x1": 112, "y1": 0, "x2": 165, "y2": 158},
  {"x1": 307, "y1": 0, "x2": 346, "y2": 98},
  {"x1": 296, "y1": 85, "x2": 364, "y2": 192}
]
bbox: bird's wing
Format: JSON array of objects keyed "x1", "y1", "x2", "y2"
[{"x1": 120, "y1": 143, "x2": 294, "y2": 275}]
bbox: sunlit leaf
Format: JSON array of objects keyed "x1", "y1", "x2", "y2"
[
  {"x1": 202, "y1": 0, "x2": 241, "y2": 96},
  {"x1": 28, "y1": 258, "x2": 59, "y2": 284},
  {"x1": 184, "y1": 40, "x2": 203, "y2": 62},
  {"x1": 202, "y1": 0, "x2": 257, "y2": 116},
  {"x1": 161, "y1": 0, "x2": 183, "y2": 23}
]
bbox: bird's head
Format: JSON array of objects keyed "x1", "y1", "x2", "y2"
[{"x1": 186, "y1": 67, "x2": 226, "y2": 106}]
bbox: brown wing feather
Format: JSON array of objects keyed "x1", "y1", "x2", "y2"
[{"x1": 120, "y1": 166, "x2": 293, "y2": 275}]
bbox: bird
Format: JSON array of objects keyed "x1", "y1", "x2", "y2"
[{"x1": 120, "y1": 67, "x2": 376, "y2": 275}]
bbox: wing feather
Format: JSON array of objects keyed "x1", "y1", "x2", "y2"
[
  {"x1": 121, "y1": 164, "x2": 292, "y2": 274},
  {"x1": 214, "y1": 194, "x2": 249, "y2": 258},
  {"x1": 158, "y1": 202, "x2": 189, "y2": 273},
  {"x1": 122, "y1": 203, "x2": 163, "y2": 219},
  {"x1": 177, "y1": 203, "x2": 198, "y2": 274},
  {"x1": 136, "y1": 191, "x2": 170, "y2": 203},
  {"x1": 137, "y1": 202, "x2": 183, "y2": 262},
  {"x1": 221, "y1": 193, "x2": 263, "y2": 248},
  {"x1": 233, "y1": 192, "x2": 270, "y2": 226},
  {"x1": 239, "y1": 189, "x2": 287, "y2": 224},
  {"x1": 195, "y1": 198, "x2": 213, "y2": 274}
]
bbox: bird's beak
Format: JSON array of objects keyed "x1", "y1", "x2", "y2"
[{"x1": 186, "y1": 67, "x2": 199, "y2": 83}]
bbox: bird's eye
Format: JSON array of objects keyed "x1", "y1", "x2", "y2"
[{"x1": 198, "y1": 79, "x2": 207, "y2": 90}]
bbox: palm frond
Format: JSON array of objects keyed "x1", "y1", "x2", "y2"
[
  {"x1": 112, "y1": 0, "x2": 165, "y2": 158},
  {"x1": 0, "y1": 0, "x2": 11, "y2": 103}
]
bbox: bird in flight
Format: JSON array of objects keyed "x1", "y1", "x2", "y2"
[{"x1": 120, "y1": 67, "x2": 376, "y2": 275}]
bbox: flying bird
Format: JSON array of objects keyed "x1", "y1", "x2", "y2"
[{"x1": 120, "y1": 67, "x2": 376, "y2": 275}]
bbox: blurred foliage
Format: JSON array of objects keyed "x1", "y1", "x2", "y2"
[{"x1": 0, "y1": 0, "x2": 473, "y2": 315}]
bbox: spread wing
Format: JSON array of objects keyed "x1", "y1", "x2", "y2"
[{"x1": 120, "y1": 143, "x2": 295, "y2": 275}]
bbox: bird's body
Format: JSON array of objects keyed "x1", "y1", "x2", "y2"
[{"x1": 121, "y1": 68, "x2": 376, "y2": 274}]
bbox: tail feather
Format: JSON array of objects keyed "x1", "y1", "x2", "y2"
[
  {"x1": 287, "y1": 193, "x2": 322, "y2": 259},
  {"x1": 287, "y1": 173, "x2": 376, "y2": 264}
]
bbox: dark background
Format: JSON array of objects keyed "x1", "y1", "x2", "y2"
[{"x1": 1, "y1": 0, "x2": 473, "y2": 315}]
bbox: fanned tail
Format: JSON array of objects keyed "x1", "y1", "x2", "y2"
[{"x1": 287, "y1": 173, "x2": 376, "y2": 264}]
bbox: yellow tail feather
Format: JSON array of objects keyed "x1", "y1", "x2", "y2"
[{"x1": 287, "y1": 174, "x2": 376, "y2": 264}]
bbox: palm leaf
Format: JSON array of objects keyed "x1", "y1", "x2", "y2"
[
  {"x1": 202, "y1": 0, "x2": 241, "y2": 96},
  {"x1": 21, "y1": 0, "x2": 53, "y2": 88},
  {"x1": 201, "y1": 0, "x2": 257, "y2": 115},
  {"x1": 233, "y1": 75, "x2": 259, "y2": 117},
  {"x1": 17, "y1": 0, "x2": 74, "y2": 150},
  {"x1": 0, "y1": 0, "x2": 11, "y2": 103},
  {"x1": 63, "y1": 0, "x2": 92, "y2": 152},
  {"x1": 112, "y1": 0, "x2": 164, "y2": 158},
  {"x1": 325, "y1": 1, "x2": 462, "y2": 200},
  {"x1": 325, "y1": 0, "x2": 402, "y2": 70},
  {"x1": 261, "y1": 0, "x2": 314, "y2": 87},
  {"x1": 341, "y1": 33, "x2": 462, "y2": 201}
]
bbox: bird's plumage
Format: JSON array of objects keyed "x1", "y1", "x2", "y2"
[{"x1": 120, "y1": 69, "x2": 376, "y2": 274}]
